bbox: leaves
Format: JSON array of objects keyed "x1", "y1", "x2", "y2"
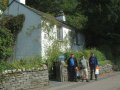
[
  {"x1": 0, "y1": 0, "x2": 8, "y2": 11},
  {"x1": 77, "y1": 0, "x2": 120, "y2": 61},
  {"x1": 0, "y1": 28, "x2": 13, "y2": 60},
  {"x1": 0, "y1": 15, "x2": 25, "y2": 60}
]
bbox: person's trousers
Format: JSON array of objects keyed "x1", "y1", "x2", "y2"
[
  {"x1": 90, "y1": 67, "x2": 98, "y2": 80},
  {"x1": 81, "y1": 68, "x2": 89, "y2": 79},
  {"x1": 68, "y1": 66, "x2": 76, "y2": 81}
]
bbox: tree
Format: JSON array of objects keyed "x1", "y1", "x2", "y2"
[
  {"x1": 3, "y1": 0, "x2": 8, "y2": 7},
  {"x1": 76, "y1": 0, "x2": 120, "y2": 60},
  {"x1": 0, "y1": 0, "x2": 8, "y2": 11},
  {"x1": 26, "y1": 0, "x2": 78, "y2": 14}
]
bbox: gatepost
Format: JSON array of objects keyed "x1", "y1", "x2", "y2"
[{"x1": 56, "y1": 54, "x2": 68, "y2": 82}]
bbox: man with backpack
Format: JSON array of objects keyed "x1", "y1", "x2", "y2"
[
  {"x1": 67, "y1": 54, "x2": 78, "y2": 82},
  {"x1": 89, "y1": 53, "x2": 98, "y2": 80},
  {"x1": 79, "y1": 55, "x2": 89, "y2": 82}
]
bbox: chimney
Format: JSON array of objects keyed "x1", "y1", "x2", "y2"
[
  {"x1": 56, "y1": 10, "x2": 66, "y2": 22},
  {"x1": 9, "y1": 0, "x2": 26, "y2": 4}
]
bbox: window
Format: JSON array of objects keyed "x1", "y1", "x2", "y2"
[{"x1": 57, "y1": 27, "x2": 63, "y2": 41}]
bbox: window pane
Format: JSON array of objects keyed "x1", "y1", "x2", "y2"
[{"x1": 57, "y1": 27, "x2": 63, "y2": 40}]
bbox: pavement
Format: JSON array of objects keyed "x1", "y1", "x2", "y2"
[{"x1": 36, "y1": 71, "x2": 120, "y2": 90}]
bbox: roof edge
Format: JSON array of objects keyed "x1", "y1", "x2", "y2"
[{"x1": 6, "y1": 0, "x2": 75, "y2": 30}]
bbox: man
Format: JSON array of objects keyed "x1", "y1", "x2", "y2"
[
  {"x1": 79, "y1": 55, "x2": 89, "y2": 82},
  {"x1": 67, "y1": 54, "x2": 77, "y2": 81},
  {"x1": 89, "y1": 53, "x2": 98, "y2": 80}
]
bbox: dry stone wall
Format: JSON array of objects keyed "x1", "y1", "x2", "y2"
[
  {"x1": 99, "y1": 64, "x2": 113, "y2": 74},
  {"x1": 0, "y1": 65, "x2": 49, "y2": 90}
]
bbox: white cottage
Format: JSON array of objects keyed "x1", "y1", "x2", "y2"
[{"x1": 4, "y1": 0, "x2": 85, "y2": 59}]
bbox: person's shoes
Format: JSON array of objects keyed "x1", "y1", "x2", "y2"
[
  {"x1": 81, "y1": 79, "x2": 84, "y2": 82},
  {"x1": 95, "y1": 78, "x2": 98, "y2": 81},
  {"x1": 74, "y1": 79, "x2": 78, "y2": 82},
  {"x1": 86, "y1": 79, "x2": 89, "y2": 82}
]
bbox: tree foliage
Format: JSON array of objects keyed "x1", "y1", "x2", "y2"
[
  {"x1": 0, "y1": 0, "x2": 4, "y2": 11},
  {"x1": 77, "y1": 0, "x2": 120, "y2": 61},
  {"x1": 0, "y1": 0, "x2": 8, "y2": 11},
  {"x1": 26, "y1": 0, "x2": 78, "y2": 14},
  {"x1": 0, "y1": 28, "x2": 13, "y2": 60}
]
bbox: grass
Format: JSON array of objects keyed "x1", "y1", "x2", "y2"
[{"x1": 0, "y1": 57, "x2": 44, "y2": 72}]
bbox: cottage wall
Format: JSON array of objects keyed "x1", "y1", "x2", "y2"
[
  {"x1": 4, "y1": 2, "x2": 42, "y2": 59},
  {"x1": 4, "y1": 1, "x2": 85, "y2": 59},
  {"x1": 41, "y1": 24, "x2": 72, "y2": 58}
]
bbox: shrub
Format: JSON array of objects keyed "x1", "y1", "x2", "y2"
[
  {"x1": 64, "y1": 51, "x2": 83, "y2": 62},
  {"x1": 0, "y1": 56, "x2": 44, "y2": 72},
  {"x1": 0, "y1": 61, "x2": 13, "y2": 72},
  {"x1": 45, "y1": 41, "x2": 61, "y2": 70},
  {"x1": 85, "y1": 48, "x2": 107, "y2": 66},
  {"x1": 90, "y1": 48, "x2": 106, "y2": 61},
  {"x1": 12, "y1": 57, "x2": 43, "y2": 70},
  {"x1": 0, "y1": 28, "x2": 13, "y2": 60},
  {"x1": 65, "y1": 48, "x2": 108, "y2": 66}
]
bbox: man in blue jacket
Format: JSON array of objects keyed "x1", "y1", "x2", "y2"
[
  {"x1": 67, "y1": 54, "x2": 78, "y2": 81},
  {"x1": 89, "y1": 53, "x2": 98, "y2": 80}
]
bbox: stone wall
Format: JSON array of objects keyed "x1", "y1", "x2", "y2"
[
  {"x1": 54, "y1": 62, "x2": 68, "y2": 82},
  {"x1": 99, "y1": 64, "x2": 113, "y2": 74},
  {"x1": 61, "y1": 64, "x2": 113, "y2": 82},
  {"x1": 61, "y1": 66, "x2": 68, "y2": 82},
  {"x1": 62, "y1": 64, "x2": 113, "y2": 81},
  {"x1": 0, "y1": 65, "x2": 49, "y2": 90},
  {"x1": 112, "y1": 65, "x2": 120, "y2": 71}
]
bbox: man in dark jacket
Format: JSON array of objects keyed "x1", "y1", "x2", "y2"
[
  {"x1": 89, "y1": 53, "x2": 98, "y2": 80},
  {"x1": 67, "y1": 54, "x2": 78, "y2": 81}
]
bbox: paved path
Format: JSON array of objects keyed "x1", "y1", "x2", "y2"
[
  {"x1": 65, "y1": 72, "x2": 120, "y2": 90},
  {"x1": 37, "y1": 72, "x2": 120, "y2": 90}
]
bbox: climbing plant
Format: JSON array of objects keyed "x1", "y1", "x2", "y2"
[
  {"x1": 0, "y1": 14, "x2": 25, "y2": 60},
  {"x1": 40, "y1": 14, "x2": 71, "y2": 68},
  {"x1": 0, "y1": 15, "x2": 25, "y2": 40},
  {"x1": 0, "y1": 28, "x2": 13, "y2": 60}
]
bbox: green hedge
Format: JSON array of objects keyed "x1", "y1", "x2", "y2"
[{"x1": 65, "y1": 48, "x2": 109, "y2": 66}]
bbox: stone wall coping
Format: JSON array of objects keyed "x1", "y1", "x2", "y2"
[{"x1": 1, "y1": 64, "x2": 48, "y2": 75}]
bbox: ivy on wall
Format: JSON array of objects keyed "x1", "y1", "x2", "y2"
[
  {"x1": 0, "y1": 14, "x2": 25, "y2": 40},
  {"x1": 0, "y1": 14, "x2": 25, "y2": 60}
]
